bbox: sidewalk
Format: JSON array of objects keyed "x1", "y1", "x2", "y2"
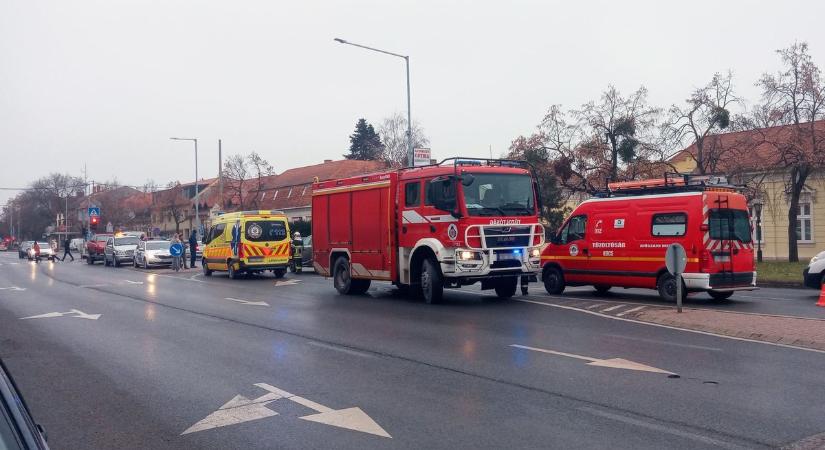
[{"x1": 627, "y1": 308, "x2": 825, "y2": 351}]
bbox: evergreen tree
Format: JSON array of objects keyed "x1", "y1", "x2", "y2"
[{"x1": 345, "y1": 118, "x2": 385, "y2": 160}]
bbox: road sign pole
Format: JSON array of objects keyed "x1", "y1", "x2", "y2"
[
  {"x1": 665, "y1": 243, "x2": 687, "y2": 314},
  {"x1": 676, "y1": 271, "x2": 682, "y2": 313}
]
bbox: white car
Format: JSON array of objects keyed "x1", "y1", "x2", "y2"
[
  {"x1": 803, "y1": 250, "x2": 825, "y2": 289},
  {"x1": 133, "y1": 240, "x2": 173, "y2": 268}
]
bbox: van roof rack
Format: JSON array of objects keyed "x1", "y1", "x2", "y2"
[
  {"x1": 603, "y1": 173, "x2": 738, "y2": 197},
  {"x1": 407, "y1": 157, "x2": 531, "y2": 171}
]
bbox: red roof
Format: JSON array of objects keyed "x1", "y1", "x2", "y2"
[
  {"x1": 258, "y1": 159, "x2": 388, "y2": 211},
  {"x1": 671, "y1": 120, "x2": 825, "y2": 173}
]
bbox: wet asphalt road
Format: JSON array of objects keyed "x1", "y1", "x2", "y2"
[{"x1": 0, "y1": 251, "x2": 823, "y2": 449}]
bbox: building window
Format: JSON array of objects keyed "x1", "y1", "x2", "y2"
[
  {"x1": 301, "y1": 185, "x2": 308, "y2": 196},
  {"x1": 273, "y1": 190, "x2": 279, "y2": 198},
  {"x1": 796, "y1": 202, "x2": 813, "y2": 242}
]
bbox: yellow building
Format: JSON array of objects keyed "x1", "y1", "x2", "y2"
[{"x1": 670, "y1": 122, "x2": 825, "y2": 261}]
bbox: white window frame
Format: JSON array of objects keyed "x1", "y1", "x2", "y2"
[
  {"x1": 749, "y1": 204, "x2": 765, "y2": 245},
  {"x1": 796, "y1": 200, "x2": 814, "y2": 243}
]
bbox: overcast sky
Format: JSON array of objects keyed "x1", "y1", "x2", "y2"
[{"x1": 2, "y1": 0, "x2": 824, "y2": 206}]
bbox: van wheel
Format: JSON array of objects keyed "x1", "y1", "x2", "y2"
[
  {"x1": 594, "y1": 285, "x2": 612, "y2": 296},
  {"x1": 273, "y1": 269, "x2": 286, "y2": 279},
  {"x1": 657, "y1": 273, "x2": 686, "y2": 303},
  {"x1": 228, "y1": 261, "x2": 240, "y2": 280},
  {"x1": 708, "y1": 290, "x2": 733, "y2": 301},
  {"x1": 543, "y1": 267, "x2": 565, "y2": 295},
  {"x1": 420, "y1": 258, "x2": 444, "y2": 304},
  {"x1": 202, "y1": 261, "x2": 212, "y2": 276},
  {"x1": 494, "y1": 277, "x2": 518, "y2": 299}
]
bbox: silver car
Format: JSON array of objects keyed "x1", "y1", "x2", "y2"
[
  {"x1": 133, "y1": 240, "x2": 173, "y2": 269},
  {"x1": 103, "y1": 235, "x2": 139, "y2": 267}
]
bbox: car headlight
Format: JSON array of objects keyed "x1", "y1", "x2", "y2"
[
  {"x1": 530, "y1": 248, "x2": 541, "y2": 258},
  {"x1": 457, "y1": 250, "x2": 482, "y2": 261},
  {"x1": 812, "y1": 255, "x2": 820, "y2": 265}
]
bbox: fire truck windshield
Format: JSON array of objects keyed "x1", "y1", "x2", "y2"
[{"x1": 462, "y1": 173, "x2": 535, "y2": 217}]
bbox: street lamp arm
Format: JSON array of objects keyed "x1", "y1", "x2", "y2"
[{"x1": 333, "y1": 38, "x2": 407, "y2": 59}]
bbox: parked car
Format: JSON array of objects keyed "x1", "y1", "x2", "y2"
[
  {"x1": 0, "y1": 357, "x2": 50, "y2": 450},
  {"x1": 103, "y1": 235, "x2": 140, "y2": 267},
  {"x1": 70, "y1": 237, "x2": 85, "y2": 252},
  {"x1": 803, "y1": 250, "x2": 825, "y2": 289},
  {"x1": 18, "y1": 241, "x2": 33, "y2": 259},
  {"x1": 133, "y1": 239, "x2": 172, "y2": 269},
  {"x1": 85, "y1": 234, "x2": 113, "y2": 264}
]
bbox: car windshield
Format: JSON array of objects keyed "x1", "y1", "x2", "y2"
[
  {"x1": 146, "y1": 242, "x2": 168, "y2": 250},
  {"x1": 114, "y1": 237, "x2": 139, "y2": 246},
  {"x1": 461, "y1": 173, "x2": 535, "y2": 216},
  {"x1": 709, "y1": 209, "x2": 752, "y2": 243}
]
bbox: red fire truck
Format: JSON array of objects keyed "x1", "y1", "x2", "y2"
[
  {"x1": 312, "y1": 158, "x2": 545, "y2": 303},
  {"x1": 541, "y1": 174, "x2": 757, "y2": 302}
]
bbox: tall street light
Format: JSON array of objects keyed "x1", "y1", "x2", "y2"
[
  {"x1": 170, "y1": 137, "x2": 200, "y2": 238},
  {"x1": 334, "y1": 37, "x2": 413, "y2": 167},
  {"x1": 753, "y1": 200, "x2": 763, "y2": 263}
]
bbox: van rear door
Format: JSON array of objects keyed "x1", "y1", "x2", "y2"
[{"x1": 707, "y1": 208, "x2": 754, "y2": 274}]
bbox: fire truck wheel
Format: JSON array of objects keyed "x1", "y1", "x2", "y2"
[
  {"x1": 657, "y1": 273, "x2": 686, "y2": 303},
  {"x1": 421, "y1": 258, "x2": 444, "y2": 304},
  {"x1": 494, "y1": 277, "x2": 518, "y2": 299},
  {"x1": 333, "y1": 257, "x2": 353, "y2": 294},
  {"x1": 708, "y1": 290, "x2": 734, "y2": 301},
  {"x1": 543, "y1": 267, "x2": 565, "y2": 295},
  {"x1": 594, "y1": 285, "x2": 612, "y2": 296}
]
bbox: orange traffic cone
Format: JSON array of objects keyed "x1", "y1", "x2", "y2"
[{"x1": 817, "y1": 283, "x2": 825, "y2": 307}]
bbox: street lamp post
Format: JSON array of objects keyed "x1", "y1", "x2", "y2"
[
  {"x1": 754, "y1": 201, "x2": 763, "y2": 263},
  {"x1": 170, "y1": 137, "x2": 200, "y2": 238},
  {"x1": 334, "y1": 38, "x2": 414, "y2": 167}
]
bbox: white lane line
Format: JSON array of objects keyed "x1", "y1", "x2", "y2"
[
  {"x1": 585, "y1": 304, "x2": 602, "y2": 310},
  {"x1": 308, "y1": 341, "x2": 374, "y2": 359},
  {"x1": 601, "y1": 304, "x2": 626, "y2": 312},
  {"x1": 515, "y1": 298, "x2": 825, "y2": 354},
  {"x1": 510, "y1": 344, "x2": 596, "y2": 361},
  {"x1": 224, "y1": 297, "x2": 270, "y2": 307},
  {"x1": 616, "y1": 306, "x2": 647, "y2": 317},
  {"x1": 602, "y1": 334, "x2": 723, "y2": 352},
  {"x1": 579, "y1": 407, "x2": 750, "y2": 450},
  {"x1": 123, "y1": 279, "x2": 144, "y2": 285}
]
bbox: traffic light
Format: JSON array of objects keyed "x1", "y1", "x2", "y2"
[{"x1": 90, "y1": 216, "x2": 99, "y2": 230}]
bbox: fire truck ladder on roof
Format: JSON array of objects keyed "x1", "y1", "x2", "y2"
[
  {"x1": 713, "y1": 194, "x2": 734, "y2": 274},
  {"x1": 603, "y1": 173, "x2": 736, "y2": 197}
]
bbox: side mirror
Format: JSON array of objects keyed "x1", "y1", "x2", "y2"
[{"x1": 460, "y1": 173, "x2": 475, "y2": 187}]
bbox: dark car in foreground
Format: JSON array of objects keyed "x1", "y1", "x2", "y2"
[{"x1": 0, "y1": 358, "x2": 50, "y2": 449}]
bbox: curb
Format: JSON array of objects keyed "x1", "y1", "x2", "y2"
[{"x1": 756, "y1": 281, "x2": 807, "y2": 289}]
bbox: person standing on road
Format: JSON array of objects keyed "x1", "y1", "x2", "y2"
[
  {"x1": 188, "y1": 230, "x2": 198, "y2": 269},
  {"x1": 179, "y1": 233, "x2": 188, "y2": 269},
  {"x1": 32, "y1": 241, "x2": 41, "y2": 263},
  {"x1": 50, "y1": 239, "x2": 59, "y2": 262},
  {"x1": 62, "y1": 237, "x2": 74, "y2": 261}
]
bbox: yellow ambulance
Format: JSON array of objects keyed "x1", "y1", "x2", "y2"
[{"x1": 202, "y1": 210, "x2": 292, "y2": 279}]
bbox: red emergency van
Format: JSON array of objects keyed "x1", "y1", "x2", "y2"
[
  {"x1": 312, "y1": 158, "x2": 545, "y2": 303},
  {"x1": 541, "y1": 174, "x2": 757, "y2": 301}
]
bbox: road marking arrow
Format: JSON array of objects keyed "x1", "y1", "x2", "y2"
[
  {"x1": 510, "y1": 344, "x2": 675, "y2": 375},
  {"x1": 0, "y1": 286, "x2": 25, "y2": 291},
  {"x1": 182, "y1": 383, "x2": 390, "y2": 438},
  {"x1": 274, "y1": 279, "x2": 301, "y2": 287},
  {"x1": 123, "y1": 280, "x2": 144, "y2": 285},
  {"x1": 255, "y1": 383, "x2": 391, "y2": 438},
  {"x1": 224, "y1": 297, "x2": 270, "y2": 307},
  {"x1": 21, "y1": 309, "x2": 101, "y2": 320}
]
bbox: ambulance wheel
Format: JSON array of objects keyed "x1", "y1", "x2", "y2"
[
  {"x1": 273, "y1": 269, "x2": 286, "y2": 279},
  {"x1": 494, "y1": 277, "x2": 518, "y2": 299},
  {"x1": 543, "y1": 267, "x2": 565, "y2": 295},
  {"x1": 594, "y1": 285, "x2": 612, "y2": 296},
  {"x1": 421, "y1": 258, "x2": 444, "y2": 304},
  {"x1": 202, "y1": 261, "x2": 212, "y2": 276},
  {"x1": 708, "y1": 290, "x2": 733, "y2": 301},
  {"x1": 228, "y1": 262, "x2": 240, "y2": 280},
  {"x1": 657, "y1": 273, "x2": 686, "y2": 303}
]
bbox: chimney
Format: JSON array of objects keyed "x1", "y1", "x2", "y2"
[{"x1": 324, "y1": 159, "x2": 333, "y2": 164}]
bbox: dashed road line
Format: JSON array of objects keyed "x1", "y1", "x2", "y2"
[
  {"x1": 601, "y1": 304, "x2": 626, "y2": 312},
  {"x1": 616, "y1": 306, "x2": 647, "y2": 317}
]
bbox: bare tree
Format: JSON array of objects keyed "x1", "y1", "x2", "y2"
[
  {"x1": 573, "y1": 85, "x2": 660, "y2": 182},
  {"x1": 378, "y1": 112, "x2": 430, "y2": 167},
  {"x1": 223, "y1": 152, "x2": 275, "y2": 210},
  {"x1": 154, "y1": 182, "x2": 187, "y2": 233},
  {"x1": 757, "y1": 42, "x2": 825, "y2": 261},
  {"x1": 662, "y1": 72, "x2": 740, "y2": 175}
]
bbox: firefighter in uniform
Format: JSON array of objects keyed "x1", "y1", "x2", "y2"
[{"x1": 290, "y1": 231, "x2": 303, "y2": 273}]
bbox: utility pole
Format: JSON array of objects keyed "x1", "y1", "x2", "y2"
[{"x1": 218, "y1": 139, "x2": 223, "y2": 210}]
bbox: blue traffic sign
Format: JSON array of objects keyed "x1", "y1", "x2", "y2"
[
  {"x1": 88, "y1": 207, "x2": 100, "y2": 217},
  {"x1": 169, "y1": 243, "x2": 183, "y2": 257}
]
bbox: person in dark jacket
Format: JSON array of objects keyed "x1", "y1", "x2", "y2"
[
  {"x1": 189, "y1": 230, "x2": 198, "y2": 269},
  {"x1": 62, "y1": 237, "x2": 74, "y2": 261}
]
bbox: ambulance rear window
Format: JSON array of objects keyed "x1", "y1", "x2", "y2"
[
  {"x1": 245, "y1": 221, "x2": 287, "y2": 242},
  {"x1": 652, "y1": 213, "x2": 687, "y2": 236}
]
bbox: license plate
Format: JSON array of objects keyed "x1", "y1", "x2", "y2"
[
  {"x1": 247, "y1": 256, "x2": 264, "y2": 262},
  {"x1": 497, "y1": 253, "x2": 519, "y2": 261}
]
